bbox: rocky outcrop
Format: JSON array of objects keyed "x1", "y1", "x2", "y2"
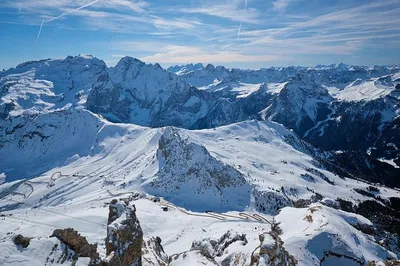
[
  {"x1": 50, "y1": 228, "x2": 99, "y2": 262},
  {"x1": 146, "y1": 127, "x2": 251, "y2": 212},
  {"x1": 13, "y1": 234, "x2": 31, "y2": 248},
  {"x1": 367, "y1": 260, "x2": 400, "y2": 266},
  {"x1": 191, "y1": 230, "x2": 248, "y2": 258},
  {"x1": 142, "y1": 236, "x2": 168, "y2": 266},
  {"x1": 169, "y1": 230, "x2": 248, "y2": 266},
  {"x1": 106, "y1": 199, "x2": 144, "y2": 266},
  {"x1": 46, "y1": 201, "x2": 164, "y2": 266},
  {"x1": 255, "y1": 232, "x2": 298, "y2": 266}
]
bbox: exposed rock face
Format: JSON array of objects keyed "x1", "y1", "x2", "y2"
[
  {"x1": 191, "y1": 230, "x2": 248, "y2": 258},
  {"x1": 367, "y1": 260, "x2": 400, "y2": 266},
  {"x1": 168, "y1": 250, "x2": 219, "y2": 266},
  {"x1": 103, "y1": 252, "x2": 122, "y2": 266},
  {"x1": 253, "y1": 188, "x2": 292, "y2": 214},
  {"x1": 169, "y1": 230, "x2": 248, "y2": 265},
  {"x1": 193, "y1": 83, "x2": 274, "y2": 130},
  {"x1": 13, "y1": 234, "x2": 31, "y2": 248},
  {"x1": 142, "y1": 236, "x2": 168, "y2": 266},
  {"x1": 256, "y1": 232, "x2": 298, "y2": 266},
  {"x1": 263, "y1": 73, "x2": 331, "y2": 136},
  {"x1": 146, "y1": 127, "x2": 251, "y2": 212},
  {"x1": 106, "y1": 199, "x2": 144, "y2": 266},
  {"x1": 86, "y1": 57, "x2": 209, "y2": 128},
  {"x1": 50, "y1": 228, "x2": 99, "y2": 261}
]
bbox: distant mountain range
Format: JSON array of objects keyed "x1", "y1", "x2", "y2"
[
  {"x1": 0, "y1": 55, "x2": 399, "y2": 266},
  {"x1": 2, "y1": 55, "x2": 399, "y2": 185}
]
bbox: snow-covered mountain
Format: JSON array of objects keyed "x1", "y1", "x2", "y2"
[
  {"x1": 86, "y1": 57, "x2": 210, "y2": 128},
  {"x1": 167, "y1": 63, "x2": 205, "y2": 75},
  {"x1": 1, "y1": 55, "x2": 400, "y2": 265},
  {"x1": 0, "y1": 55, "x2": 106, "y2": 118},
  {"x1": 1, "y1": 108, "x2": 400, "y2": 265},
  {"x1": 171, "y1": 62, "x2": 400, "y2": 180}
]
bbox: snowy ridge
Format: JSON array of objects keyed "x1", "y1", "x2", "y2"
[
  {"x1": 1, "y1": 56, "x2": 400, "y2": 265},
  {"x1": 277, "y1": 204, "x2": 396, "y2": 265},
  {"x1": 146, "y1": 127, "x2": 251, "y2": 212},
  {"x1": 0, "y1": 55, "x2": 106, "y2": 118}
]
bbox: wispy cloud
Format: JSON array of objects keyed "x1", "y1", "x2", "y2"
[
  {"x1": 245, "y1": 0, "x2": 400, "y2": 55},
  {"x1": 178, "y1": 1, "x2": 261, "y2": 23},
  {"x1": 110, "y1": 41, "x2": 282, "y2": 64},
  {"x1": 7, "y1": 0, "x2": 148, "y2": 14},
  {"x1": 271, "y1": 0, "x2": 293, "y2": 12},
  {"x1": 1, "y1": 0, "x2": 400, "y2": 68},
  {"x1": 151, "y1": 16, "x2": 203, "y2": 30},
  {"x1": 141, "y1": 45, "x2": 281, "y2": 64}
]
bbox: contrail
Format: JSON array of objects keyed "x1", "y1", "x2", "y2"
[
  {"x1": 237, "y1": 22, "x2": 243, "y2": 39},
  {"x1": 45, "y1": 0, "x2": 101, "y2": 23},
  {"x1": 36, "y1": 0, "x2": 101, "y2": 43},
  {"x1": 36, "y1": 19, "x2": 44, "y2": 43},
  {"x1": 237, "y1": 0, "x2": 247, "y2": 39}
]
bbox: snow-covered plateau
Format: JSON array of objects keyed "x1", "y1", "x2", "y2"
[{"x1": 0, "y1": 55, "x2": 400, "y2": 266}]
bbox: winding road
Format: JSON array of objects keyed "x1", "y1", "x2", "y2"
[
  {"x1": 159, "y1": 201, "x2": 272, "y2": 224},
  {"x1": 106, "y1": 189, "x2": 272, "y2": 224}
]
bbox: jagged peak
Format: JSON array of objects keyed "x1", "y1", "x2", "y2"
[
  {"x1": 116, "y1": 56, "x2": 145, "y2": 67},
  {"x1": 113, "y1": 57, "x2": 169, "y2": 74},
  {"x1": 63, "y1": 54, "x2": 102, "y2": 63},
  {"x1": 77, "y1": 54, "x2": 94, "y2": 59},
  {"x1": 205, "y1": 63, "x2": 215, "y2": 71},
  {"x1": 15, "y1": 58, "x2": 51, "y2": 69}
]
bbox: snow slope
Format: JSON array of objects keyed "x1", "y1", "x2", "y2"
[
  {"x1": 329, "y1": 77, "x2": 395, "y2": 102},
  {"x1": 1, "y1": 57, "x2": 400, "y2": 265},
  {"x1": 0, "y1": 55, "x2": 106, "y2": 118},
  {"x1": 1, "y1": 108, "x2": 399, "y2": 264}
]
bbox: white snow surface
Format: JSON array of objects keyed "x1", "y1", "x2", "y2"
[
  {"x1": 0, "y1": 55, "x2": 105, "y2": 117},
  {"x1": 1, "y1": 57, "x2": 400, "y2": 265},
  {"x1": 1, "y1": 108, "x2": 399, "y2": 265},
  {"x1": 328, "y1": 78, "x2": 395, "y2": 102}
]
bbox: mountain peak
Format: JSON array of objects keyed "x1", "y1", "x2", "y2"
[
  {"x1": 77, "y1": 54, "x2": 94, "y2": 59},
  {"x1": 205, "y1": 63, "x2": 216, "y2": 71},
  {"x1": 117, "y1": 56, "x2": 145, "y2": 67}
]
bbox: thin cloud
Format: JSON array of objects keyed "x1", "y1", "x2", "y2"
[
  {"x1": 248, "y1": 0, "x2": 400, "y2": 52},
  {"x1": 271, "y1": 0, "x2": 293, "y2": 12},
  {"x1": 111, "y1": 41, "x2": 282, "y2": 64},
  {"x1": 2, "y1": 0, "x2": 400, "y2": 67},
  {"x1": 178, "y1": 1, "x2": 261, "y2": 23},
  {"x1": 141, "y1": 49, "x2": 281, "y2": 64}
]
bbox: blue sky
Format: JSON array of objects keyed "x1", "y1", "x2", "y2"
[{"x1": 0, "y1": 0, "x2": 399, "y2": 70}]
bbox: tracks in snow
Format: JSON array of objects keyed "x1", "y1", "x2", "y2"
[{"x1": 159, "y1": 202, "x2": 272, "y2": 224}]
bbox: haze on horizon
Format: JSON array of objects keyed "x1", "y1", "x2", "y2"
[{"x1": 0, "y1": 0, "x2": 399, "y2": 70}]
